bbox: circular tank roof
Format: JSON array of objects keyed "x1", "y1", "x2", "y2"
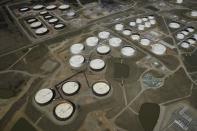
[
  {"x1": 92, "y1": 82, "x2": 110, "y2": 96},
  {"x1": 46, "y1": 5, "x2": 57, "y2": 10},
  {"x1": 69, "y1": 55, "x2": 85, "y2": 68},
  {"x1": 34, "y1": 88, "x2": 54, "y2": 105},
  {"x1": 129, "y1": 21, "x2": 136, "y2": 27},
  {"x1": 62, "y1": 81, "x2": 80, "y2": 95},
  {"x1": 140, "y1": 38, "x2": 151, "y2": 46},
  {"x1": 98, "y1": 31, "x2": 110, "y2": 39},
  {"x1": 54, "y1": 102, "x2": 75, "y2": 120},
  {"x1": 193, "y1": 34, "x2": 197, "y2": 40},
  {"x1": 33, "y1": 5, "x2": 44, "y2": 10},
  {"x1": 19, "y1": 7, "x2": 30, "y2": 12},
  {"x1": 142, "y1": 17, "x2": 148, "y2": 22},
  {"x1": 180, "y1": 42, "x2": 190, "y2": 49},
  {"x1": 145, "y1": 22, "x2": 151, "y2": 28},
  {"x1": 138, "y1": 24, "x2": 145, "y2": 31},
  {"x1": 109, "y1": 37, "x2": 122, "y2": 47},
  {"x1": 35, "y1": 27, "x2": 48, "y2": 35},
  {"x1": 169, "y1": 22, "x2": 180, "y2": 29},
  {"x1": 151, "y1": 44, "x2": 166, "y2": 55},
  {"x1": 89, "y1": 59, "x2": 105, "y2": 71},
  {"x1": 176, "y1": 0, "x2": 183, "y2": 4},
  {"x1": 131, "y1": 34, "x2": 140, "y2": 41},
  {"x1": 48, "y1": 18, "x2": 59, "y2": 24},
  {"x1": 150, "y1": 19, "x2": 156, "y2": 25},
  {"x1": 54, "y1": 23, "x2": 65, "y2": 30},
  {"x1": 115, "y1": 24, "x2": 124, "y2": 31},
  {"x1": 96, "y1": 45, "x2": 111, "y2": 55},
  {"x1": 136, "y1": 18, "x2": 142, "y2": 24},
  {"x1": 148, "y1": 15, "x2": 155, "y2": 20},
  {"x1": 181, "y1": 30, "x2": 189, "y2": 36},
  {"x1": 86, "y1": 36, "x2": 99, "y2": 47},
  {"x1": 44, "y1": 15, "x2": 53, "y2": 20},
  {"x1": 67, "y1": 11, "x2": 76, "y2": 17},
  {"x1": 186, "y1": 27, "x2": 195, "y2": 33},
  {"x1": 59, "y1": 4, "x2": 70, "y2": 10},
  {"x1": 187, "y1": 38, "x2": 196, "y2": 45},
  {"x1": 191, "y1": 10, "x2": 197, "y2": 17},
  {"x1": 26, "y1": 18, "x2": 37, "y2": 24},
  {"x1": 121, "y1": 46, "x2": 135, "y2": 57},
  {"x1": 39, "y1": 11, "x2": 48, "y2": 15},
  {"x1": 122, "y1": 30, "x2": 132, "y2": 36},
  {"x1": 70, "y1": 43, "x2": 84, "y2": 54},
  {"x1": 176, "y1": 33, "x2": 185, "y2": 40},
  {"x1": 30, "y1": 21, "x2": 42, "y2": 29}
]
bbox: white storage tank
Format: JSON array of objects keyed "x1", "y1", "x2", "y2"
[
  {"x1": 121, "y1": 46, "x2": 135, "y2": 57},
  {"x1": 62, "y1": 81, "x2": 80, "y2": 95},
  {"x1": 151, "y1": 44, "x2": 166, "y2": 55},
  {"x1": 92, "y1": 82, "x2": 111, "y2": 96},
  {"x1": 98, "y1": 31, "x2": 110, "y2": 39},
  {"x1": 70, "y1": 43, "x2": 84, "y2": 54},
  {"x1": 54, "y1": 101, "x2": 75, "y2": 120},
  {"x1": 89, "y1": 59, "x2": 105, "y2": 71},
  {"x1": 35, "y1": 27, "x2": 49, "y2": 35},
  {"x1": 86, "y1": 36, "x2": 99, "y2": 47},
  {"x1": 34, "y1": 88, "x2": 55, "y2": 105},
  {"x1": 109, "y1": 37, "x2": 122, "y2": 47},
  {"x1": 96, "y1": 45, "x2": 111, "y2": 55},
  {"x1": 69, "y1": 55, "x2": 85, "y2": 68}
]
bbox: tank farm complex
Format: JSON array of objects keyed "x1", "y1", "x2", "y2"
[{"x1": 0, "y1": 0, "x2": 197, "y2": 131}]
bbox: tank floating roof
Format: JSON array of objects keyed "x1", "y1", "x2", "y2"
[
  {"x1": 33, "y1": 5, "x2": 44, "y2": 10},
  {"x1": 131, "y1": 34, "x2": 140, "y2": 41},
  {"x1": 86, "y1": 36, "x2": 99, "y2": 47},
  {"x1": 187, "y1": 38, "x2": 196, "y2": 45},
  {"x1": 151, "y1": 44, "x2": 166, "y2": 55},
  {"x1": 98, "y1": 31, "x2": 110, "y2": 39},
  {"x1": 70, "y1": 43, "x2": 84, "y2": 54},
  {"x1": 191, "y1": 10, "x2": 197, "y2": 17},
  {"x1": 46, "y1": 5, "x2": 57, "y2": 10},
  {"x1": 48, "y1": 18, "x2": 59, "y2": 24},
  {"x1": 67, "y1": 11, "x2": 76, "y2": 17},
  {"x1": 176, "y1": 33, "x2": 185, "y2": 40},
  {"x1": 19, "y1": 7, "x2": 30, "y2": 12},
  {"x1": 122, "y1": 30, "x2": 132, "y2": 36},
  {"x1": 186, "y1": 27, "x2": 195, "y2": 33},
  {"x1": 140, "y1": 38, "x2": 151, "y2": 46},
  {"x1": 39, "y1": 11, "x2": 48, "y2": 15},
  {"x1": 121, "y1": 46, "x2": 135, "y2": 57},
  {"x1": 26, "y1": 18, "x2": 37, "y2": 24},
  {"x1": 54, "y1": 101, "x2": 75, "y2": 121},
  {"x1": 34, "y1": 88, "x2": 54, "y2": 105},
  {"x1": 138, "y1": 24, "x2": 145, "y2": 31},
  {"x1": 176, "y1": 0, "x2": 183, "y2": 4},
  {"x1": 129, "y1": 21, "x2": 136, "y2": 27},
  {"x1": 30, "y1": 21, "x2": 42, "y2": 29},
  {"x1": 150, "y1": 19, "x2": 156, "y2": 25},
  {"x1": 54, "y1": 23, "x2": 65, "y2": 30},
  {"x1": 169, "y1": 22, "x2": 180, "y2": 29},
  {"x1": 59, "y1": 4, "x2": 70, "y2": 10},
  {"x1": 89, "y1": 59, "x2": 105, "y2": 71},
  {"x1": 180, "y1": 42, "x2": 190, "y2": 49},
  {"x1": 35, "y1": 27, "x2": 49, "y2": 35},
  {"x1": 62, "y1": 81, "x2": 80, "y2": 95},
  {"x1": 92, "y1": 82, "x2": 111, "y2": 96},
  {"x1": 115, "y1": 24, "x2": 124, "y2": 31},
  {"x1": 69, "y1": 55, "x2": 85, "y2": 68},
  {"x1": 109, "y1": 37, "x2": 122, "y2": 47},
  {"x1": 96, "y1": 45, "x2": 111, "y2": 55},
  {"x1": 44, "y1": 15, "x2": 53, "y2": 20}
]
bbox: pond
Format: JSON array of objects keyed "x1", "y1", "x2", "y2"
[{"x1": 139, "y1": 103, "x2": 160, "y2": 131}]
